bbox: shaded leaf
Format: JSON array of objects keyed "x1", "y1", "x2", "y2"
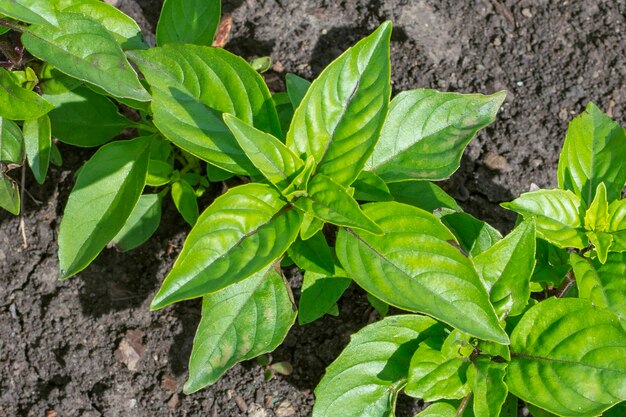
[
  {"x1": 184, "y1": 265, "x2": 296, "y2": 393},
  {"x1": 0, "y1": 68, "x2": 53, "y2": 120},
  {"x1": 285, "y1": 73, "x2": 310, "y2": 110},
  {"x1": 353, "y1": 171, "x2": 393, "y2": 202},
  {"x1": 0, "y1": 118, "x2": 23, "y2": 164},
  {"x1": 440, "y1": 210, "x2": 502, "y2": 257},
  {"x1": 58, "y1": 136, "x2": 151, "y2": 278},
  {"x1": 0, "y1": 173, "x2": 19, "y2": 215},
  {"x1": 388, "y1": 180, "x2": 461, "y2": 212},
  {"x1": 171, "y1": 179, "x2": 199, "y2": 226},
  {"x1": 299, "y1": 270, "x2": 351, "y2": 325},
  {"x1": 288, "y1": 231, "x2": 335, "y2": 275},
  {"x1": 607, "y1": 199, "x2": 626, "y2": 252},
  {"x1": 415, "y1": 402, "x2": 457, "y2": 417},
  {"x1": 22, "y1": 115, "x2": 51, "y2": 184},
  {"x1": 366, "y1": 89, "x2": 505, "y2": 181},
  {"x1": 112, "y1": 193, "x2": 162, "y2": 252},
  {"x1": 336, "y1": 202, "x2": 508, "y2": 343},
  {"x1": 157, "y1": 0, "x2": 221, "y2": 47}
]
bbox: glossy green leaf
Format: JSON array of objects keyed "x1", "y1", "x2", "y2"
[
  {"x1": 532, "y1": 238, "x2": 571, "y2": 287},
  {"x1": 415, "y1": 402, "x2": 457, "y2": 417},
  {"x1": 584, "y1": 182, "x2": 609, "y2": 232},
  {"x1": 557, "y1": 102, "x2": 626, "y2": 206},
  {"x1": 0, "y1": 118, "x2": 23, "y2": 164},
  {"x1": 336, "y1": 202, "x2": 508, "y2": 343},
  {"x1": 288, "y1": 231, "x2": 334, "y2": 275},
  {"x1": 39, "y1": 65, "x2": 83, "y2": 95},
  {"x1": 128, "y1": 45, "x2": 280, "y2": 175},
  {"x1": 156, "y1": 0, "x2": 220, "y2": 46},
  {"x1": 22, "y1": 12, "x2": 150, "y2": 101},
  {"x1": 300, "y1": 213, "x2": 324, "y2": 241},
  {"x1": 367, "y1": 293, "x2": 389, "y2": 317},
  {"x1": 43, "y1": 87, "x2": 128, "y2": 147},
  {"x1": 588, "y1": 231, "x2": 612, "y2": 264},
  {"x1": 273, "y1": 92, "x2": 293, "y2": 140},
  {"x1": 299, "y1": 270, "x2": 351, "y2": 325},
  {"x1": 287, "y1": 22, "x2": 391, "y2": 187},
  {"x1": 58, "y1": 136, "x2": 151, "y2": 279},
  {"x1": 22, "y1": 115, "x2": 51, "y2": 184},
  {"x1": 112, "y1": 193, "x2": 162, "y2": 251},
  {"x1": 478, "y1": 339, "x2": 511, "y2": 361},
  {"x1": 0, "y1": 173, "x2": 19, "y2": 215},
  {"x1": 502, "y1": 189, "x2": 587, "y2": 249},
  {"x1": 388, "y1": 180, "x2": 461, "y2": 212},
  {"x1": 366, "y1": 89, "x2": 505, "y2": 182},
  {"x1": 146, "y1": 160, "x2": 172, "y2": 187},
  {"x1": 608, "y1": 199, "x2": 626, "y2": 252},
  {"x1": 151, "y1": 183, "x2": 302, "y2": 309},
  {"x1": 282, "y1": 155, "x2": 316, "y2": 200},
  {"x1": 294, "y1": 174, "x2": 382, "y2": 234},
  {"x1": 224, "y1": 114, "x2": 303, "y2": 190},
  {"x1": 60, "y1": 0, "x2": 146, "y2": 50},
  {"x1": 285, "y1": 73, "x2": 310, "y2": 110},
  {"x1": 467, "y1": 357, "x2": 508, "y2": 417},
  {"x1": 0, "y1": 68, "x2": 53, "y2": 120},
  {"x1": 171, "y1": 179, "x2": 199, "y2": 226},
  {"x1": 353, "y1": 171, "x2": 393, "y2": 202},
  {"x1": 184, "y1": 265, "x2": 296, "y2": 393},
  {"x1": 206, "y1": 163, "x2": 234, "y2": 182},
  {"x1": 405, "y1": 346, "x2": 469, "y2": 401},
  {"x1": 313, "y1": 315, "x2": 446, "y2": 417},
  {"x1": 440, "y1": 210, "x2": 502, "y2": 257},
  {"x1": 473, "y1": 220, "x2": 536, "y2": 317},
  {"x1": 0, "y1": 0, "x2": 58, "y2": 25},
  {"x1": 570, "y1": 253, "x2": 626, "y2": 328},
  {"x1": 506, "y1": 298, "x2": 626, "y2": 416}
]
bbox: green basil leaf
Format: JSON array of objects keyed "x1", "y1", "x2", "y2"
[
  {"x1": 0, "y1": 118, "x2": 23, "y2": 164},
  {"x1": 128, "y1": 45, "x2": 281, "y2": 175},
  {"x1": 184, "y1": 264, "x2": 296, "y2": 393},
  {"x1": 366, "y1": 89, "x2": 506, "y2": 182},
  {"x1": 285, "y1": 73, "x2": 310, "y2": 110},
  {"x1": 405, "y1": 346, "x2": 469, "y2": 401},
  {"x1": 22, "y1": 12, "x2": 150, "y2": 101},
  {"x1": 439, "y1": 210, "x2": 502, "y2": 257},
  {"x1": 0, "y1": 0, "x2": 58, "y2": 25},
  {"x1": 588, "y1": 230, "x2": 613, "y2": 264},
  {"x1": 206, "y1": 163, "x2": 234, "y2": 182},
  {"x1": 336, "y1": 202, "x2": 508, "y2": 344},
  {"x1": 299, "y1": 270, "x2": 351, "y2": 325},
  {"x1": 388, "y1": 180, "x2": 461, "y2": 212},
  {"x1": 43, "y1": 86, "x2": 128, "y2": 147},
  {"x1": 584, "y1": 182, "x2": 609, "y2": 232},
  {"x1": 557, "y1": 102, "x2": 626, "y2": 206},
  {"x1": 288, "y1": 231, "x2": 334, "y2": 275},
  {"x1": 273, "y1": 92, "x2": 293, "y2": 140},
  {"x1": 473, "y1": 219, "x2": 536, "y2": 317},
  {"x1": 0, "y1": 68, "x2": 53, "y2": 120},
  {"x1": 477, "y1": 339, "x2": 511, "y2": 361},
  {"x1": 150, "y1": 183, "x2": 302, "y2": 310},
  {"x1": 287, "y1": 22, "x2": 391, "y2": 187},
  {"x1": 467, "y1": 358, "x2": 508, "y2": 417},
  {"x1": 60, "y1": 0, "x2": 146, "y2": 50},
  {"x1": 58, "y1": 136, "x2": 151, "y2": 279},
  {"x1": 146, "y1": 160, "x2": 172, "y2": 187},
  {"x1": 608, "y1": 199, "x2": 626, "y2": 252},
  {"x1": 532, "y1": 238, "x2": 571, "y2": 287},
  {"x1": 603, "y1": 403, "x2": 626, "y2": 417},
  {"x1": 299, "y1": 213, "x2": 324, "y2": 241},
  {"x1": 22, "y1": 114, "x2": 51, "y2": 184},
  {"x1": 0, "y1": 173, "x2": 19, "y2": 215},
  {"x1": 50, "y1": 142, "x2": 62, "y2": 166},
  {"x1": 570, "y1": 253, "x2": 626, "y2": 328},
  {"x1": 39, "y1": 65, "x2": 83, "y2": 95},
  {"x1": 112, "y1": 193, "x2": 162, "y2": 252},
  {"x1": 506, "y1": 298, "x2": 626, "y2": 416},
  {"x1": 224, "y1": 114, "x2": 303, "y2": 190},
  {"x1": 156, "y1": 0, "x2": 221, "y2": 47},
  {"x1": 352, "y1": 171, "x2": 393, "y2": 202},
  {"x1": 367, "y1": 293, "x2": 390, "y2": 317},
  {"x1": 171, "y1": 179, "x2": 199, "y2": 226},
  {"x1": 502, "y1": 189, "x2": 587, "y2": 249},
  {"x1": 294, "y1": 174, "x2": 382, "y2": 234},
  {"x1": 499, "y1": 395, "x2": 519, "y2": 417},
  {"x1": 312, "y1": 315, "x2": 446, "y2": 417},
  {"x1": 415, "y1": 402, "x2": 457, "y2": 417}
]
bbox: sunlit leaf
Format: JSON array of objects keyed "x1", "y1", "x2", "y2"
[
  {"x1": 157, "y1": 0, "x2": 221, "y2": 47},
  {"x1": 112, "y1": 193, "x2": 162, "y2": 252},
  {"x1": 0, "y1": 68, "x2": 53, "y2": 120}
]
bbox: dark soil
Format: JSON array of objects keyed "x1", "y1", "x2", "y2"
[{"x1": 1, "y1": 1, "x2": 624, "y2": 416}]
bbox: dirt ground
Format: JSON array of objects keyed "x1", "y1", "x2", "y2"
[{"x1": 1, "y1": 1, "x2": 624, "y2": 416}]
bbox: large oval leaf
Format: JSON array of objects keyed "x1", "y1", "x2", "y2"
[
  {"x1": 313, "y1": 315, "x2": 446, "y2": 417},
  {"x1": 366, "y1": 89, "x2": 505, "y2": 182},
  {"x1": 506, "y1": 298, "x2": 626, "y2": 416},
  {"x1": 502, "y1": 189, "x2": 587, "y2": 249},
  {"x1": 286, "y1": 22, "x2": 391, "y2": 187},
  {"x1": 22, "y1": 11, "x2": 150, "y2": 101},
  {"x1": 22, "y1": 115, "x2": 51, "y2": 184},
  {"x1": 557, "y1": 102, "x2": 626, "y2": 206},
  {"x1": 60, "y1": 0, "x2": 147, "y2": 50},
  {"x1": 128, "y1": 45, "x2": 281, "y2": 175},
  {"x1": 44, "y1": 86, "x2": 128, "y2": 147},
  {"x1": 58, "y1": 136, "x2": 151, "y2": 279},
  {"x1": 0, "y1": 0, "x2": 58, "y2": 25},
  {"x1": 336, "y1": 202, "x2": 508, "y2": 343},
  {"x1": 156, "y1": 0, "x2": 221, "y2": 47},
  {"x1": 150, "y1": 183, "x2": 302, "y2": 310},
  {"x1": 0, "y1": 68, "x2": 53, "y2": 120},
  {"x1": 184, "y1": 265, "x2": 296, "y2": 393}
]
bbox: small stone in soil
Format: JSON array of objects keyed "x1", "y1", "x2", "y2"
[
  {"x1": 483, "y1": 151, "x2": 510, "y2": 171},
  {"x1": 248, "y1": 403, "x2": 268, "y2": 417},
  {"x1": 161, "y1": 373, "x2": 178, "y2": 392},
  {"x1": 167, "y1": 393, "x2": 179, "y2": 409},
  {"x1": 235, "y1": 395, "x2": 248, "y2": 413},
  {"x1": 275, "y1": 400, "x2": 296, "y2": 417}
]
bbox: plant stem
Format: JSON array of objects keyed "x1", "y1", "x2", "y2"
[
  {"x1": 0, "y1": 19, "x2": 26, "y2": 33},
  {"x1": 455, "y1": 393, "x2": 473, "y2": 417},
  {"x1": 556, "y1": 270, "x2": 576, "y2": 298}
]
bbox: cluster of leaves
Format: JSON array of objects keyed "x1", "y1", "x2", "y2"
[{"x1": 1, "y1": 2, "x2": 624, "y2": 417}]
